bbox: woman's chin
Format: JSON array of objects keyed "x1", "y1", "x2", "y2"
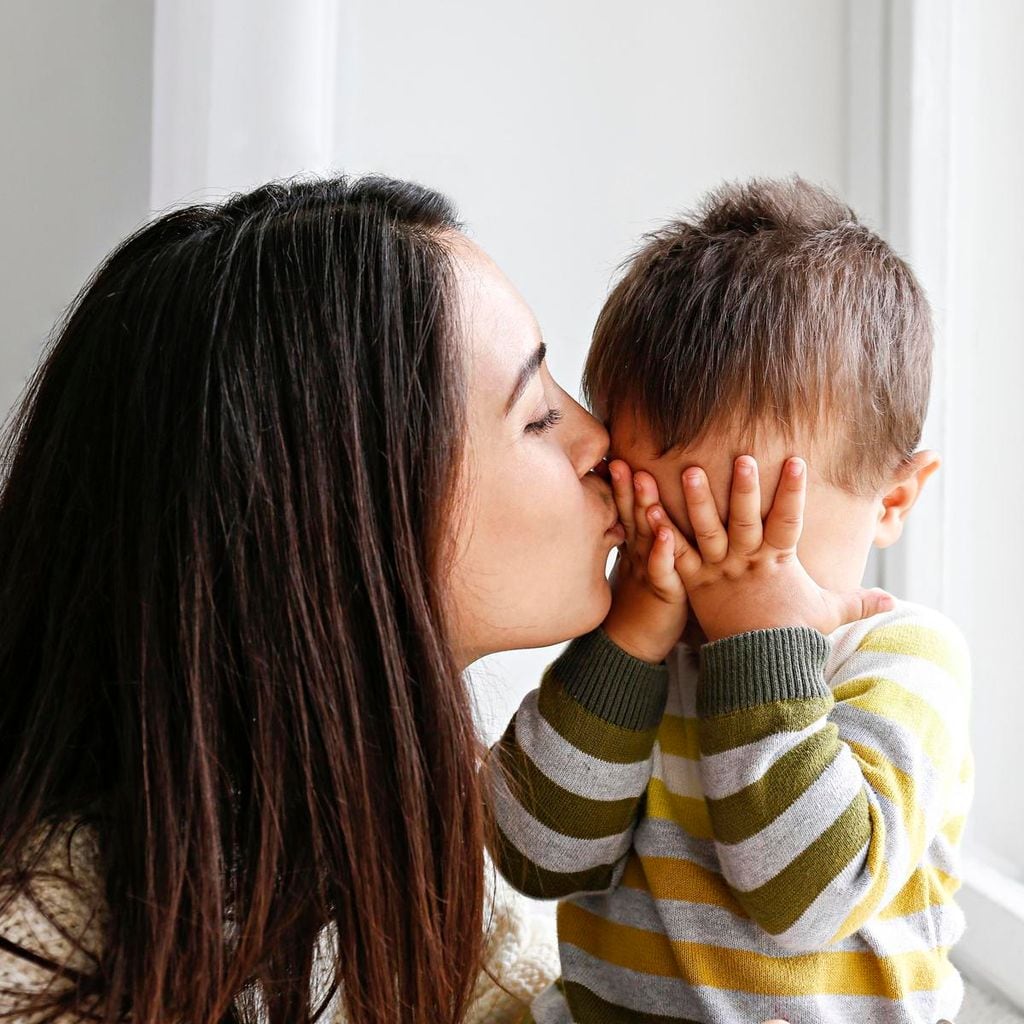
[{"x1": 578, "y1": 577, "x2": 613, "y2": 635}]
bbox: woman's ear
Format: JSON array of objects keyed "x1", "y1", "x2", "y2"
[{"x1": 874, "y1": 450, "x2": 942, "y2": 549}]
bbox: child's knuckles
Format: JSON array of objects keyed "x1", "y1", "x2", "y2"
[
  {"x1": 695, "y1": 527, "x2": 724, "y2": 544},
  {"x1": 730, "y1": 515, "x2": 760, "y2": 532}
]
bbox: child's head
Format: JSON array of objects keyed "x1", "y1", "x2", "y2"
[{"x1": 586, "y1": 177, "x2": 939, "y2": 593}]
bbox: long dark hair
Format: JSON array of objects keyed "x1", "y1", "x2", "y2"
[{"x1": 0, "y1": 176, "x2": 484, "y2": 1024}]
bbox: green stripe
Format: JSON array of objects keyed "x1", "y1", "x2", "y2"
[
  {"x1": 538, "y1": 675, "x2": 662, "y2": 764},
  {"x1": 706, "y1": 727, "x2": 840, "y2": 843},
  {"x1": 698, "y1": 696, "x2": 832, "y2": 755},
  {"x1": 486, "y1": 820, "x2": 620, "y2": 899},
  {"x1": 735, "y1": 788, "x2": 871, "y2": 934},
  {"x1": 561, "y1": 978, "x2": 702, "y2": 1024},
  {"x1": 495, "y1": 719, "x2": 643, "y2": 840}
]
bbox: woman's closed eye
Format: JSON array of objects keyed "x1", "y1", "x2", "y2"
[{"x1": 525, "y1": 407, "x2": 563, "y2": 435}]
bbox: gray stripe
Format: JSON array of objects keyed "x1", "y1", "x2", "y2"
[
  {"x1": 633, "y1": 817, "x2": 719, "y2": 872},
  {"x1": 571, "y1": 884, "x2": 966, "y2": 958},
  {"x1": 514, "y1": 690, "x2": 655, "y2": 801},
  {"x1": 831, "y1": 701, "x2": 939, "y2": 778},
  {"x1": 923, "y1": 830, "x2": 962, "y2": 877},
  {"x1": 572, "y1": 885, "x2": 861, "y2": 954},
  {"x1": 487, "y1": 760, "x2": 634, "y2": 874},
  {"x1": 832, "y1": 644, "x2": 968, "y2": 698},
  {"x1": 651, "y1": 750, "x2": 703, "y2": 799},
  {"x1": 698, "y1": 717, "x2": 828, "y2": 800},
  {"x1": 665, "y1": 648, "x2": 700, "y2": 716},
  {"x1": 718, "y1": 743, "x2": 864, "y2": 892}
]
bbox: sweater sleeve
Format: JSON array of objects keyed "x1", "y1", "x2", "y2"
[
  {"x1": 695, "y1": 608, "x2": 972, "y2": 951},
  {"x1": 483, "y1": 628, "x2": 669, "y2": 900}
]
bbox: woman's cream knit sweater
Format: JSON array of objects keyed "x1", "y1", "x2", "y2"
[{"x1": 0, "y1": 824, "x2": 558, "y2": 1023}]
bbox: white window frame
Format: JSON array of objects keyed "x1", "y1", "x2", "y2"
[{"x1": 856, "y1": 0, "x2": 1024, "y2": 1009}]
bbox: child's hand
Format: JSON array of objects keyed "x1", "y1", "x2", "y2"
[
  {"x1": 671, "y1": 455, "x2": 894, "y2": 642},
  {"x1": 600, "y1": 460, "x2": 690, "y2": 664}
]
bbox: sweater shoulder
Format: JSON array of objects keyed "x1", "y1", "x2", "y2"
[{"x1": 826, "y1": 598, "x2": 970, "y2": 681}]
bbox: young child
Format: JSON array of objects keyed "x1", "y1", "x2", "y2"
[{"x1": 485, "y1": 178, "x2": 973, "y2": 1024}]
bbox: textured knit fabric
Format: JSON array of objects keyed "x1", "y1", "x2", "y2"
[
  {"x1": 0, "y1": 822, "x2": 559, "y2": 1023},
  {"x1": 485, "y1": 600, "x2": 974, "y2": 1024}
]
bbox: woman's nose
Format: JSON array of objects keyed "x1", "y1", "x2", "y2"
[{"x1": 569, "y1": 401, "x2": 610, "y2": 477}]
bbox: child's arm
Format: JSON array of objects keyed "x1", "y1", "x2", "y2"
[
  {"x1": 697, "y1": 610, "x2": 970, "y2": 951},
  {"x1": 483, "y1": 463, "x2": 685, "y2": 900},
  {"x1": 483, "y1": 628, "x2": 668, "y2": 899},
  {"x1": 655, "y1": 456, "x2": 968, "y2": 950}
]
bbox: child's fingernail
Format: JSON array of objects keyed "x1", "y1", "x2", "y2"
[
  {"x1": 684, "y1": 470, "x2": 701, "y2": 488},
  {"x1": 649, "y1": 508, "x2": 662, "y2": 522},
  {"x1": 788, "y1": 459, "x2": 804, "y2": 477},
  {"x1": 736, "y1": 459, "x2": 753, "y2": 477}
]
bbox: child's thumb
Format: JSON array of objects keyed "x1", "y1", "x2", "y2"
[{"x1": 831, "y1": 586, "x2": 895, "y2": 628}]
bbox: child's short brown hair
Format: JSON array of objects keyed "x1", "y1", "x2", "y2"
[{"x1": 584, "y1": 177, "x2": 933, "y2": 494}]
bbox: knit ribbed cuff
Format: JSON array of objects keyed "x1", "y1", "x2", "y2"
[
  {"x1": 552, "y1": 628, "x2": 669, "y2": 731},
  {"x1": 698, "y1": 626, "x2": 831, "y2": 717}
]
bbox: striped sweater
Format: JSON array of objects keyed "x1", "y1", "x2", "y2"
[{"x1": 485, "y1": 600, "x2": 974, "y2": 1024}]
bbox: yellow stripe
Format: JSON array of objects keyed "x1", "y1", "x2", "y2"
[
  {"x1": 857, "y1": 623, "x2": 968, "y2": 686},
  {"x1": 559, "y1": 903, "x2": 954, "y2": 998},
  {"x1": 848, "y1": 739, "x2": 927, "y2": 858},
  {"x1": 657, "y1": 714, "x2": 700, "y2": 760},
  {"x1": 830, "y1": 676, "x2": 954, "y2": 773},
  {"x1": 879, "y1": 865, "x2": 961, "y2": 920},
  {"x1": 621, "y1": 854, "x2": 746, "y2": 915},
  {"x1": 940, "y1": 815, "x2": 966, "y2": 846},
  {"x1": 646, "y1": 778, "x2": 713, "y2": 838}
]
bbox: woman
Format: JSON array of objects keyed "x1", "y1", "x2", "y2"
[{"x1": 0, "y1": 175, "x2": 623, "y2": 1024}]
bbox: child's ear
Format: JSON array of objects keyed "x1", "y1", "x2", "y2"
[{"x1": 873, "y1": 450, "x2": 941, "y2": 549}]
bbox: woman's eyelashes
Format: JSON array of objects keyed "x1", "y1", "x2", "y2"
[{"x1": 525, "y1": 407, "x2": 564, "y2": 435}]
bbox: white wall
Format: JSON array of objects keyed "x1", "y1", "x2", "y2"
[
  {"x1": 0, "y1": 1, "x2": 154, "y2": 419},
  {"x1": 150, "y1": 0, "x2": 339, "y2": 211},
  {"x1": 328, "y1": 0, "x2": 856, "y2": 739}
]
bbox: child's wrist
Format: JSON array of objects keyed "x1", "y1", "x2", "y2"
[{"x1": 601, "y1": 607, "x2": 679, "y2": 664}]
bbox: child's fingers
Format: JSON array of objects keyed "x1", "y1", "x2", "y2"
[
  {"x1": 682, "y1": 467, "x2": 728, "y2": 563},
  {"x1": 762, "y1": 457, "x2": 807, "y2": 553},
  {"x1": 727, "y1": 456, "x2": 763, "y2": 556},
  {"x1": 632, "y1": 471, "x2": 660, "y2": 543},
  {"x1": 646, "y1": 505, "x2": 702, "y2": 581},
  {"x1": 608, "y1": 460, "x2": 636, "y2": 547},
  {"x1": 647, "y1": 525, "x2": 686, "y2": 600}
]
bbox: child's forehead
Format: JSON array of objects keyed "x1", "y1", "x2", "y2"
[{"x1": 607, "y1": 406, "x2": 831, "y2": 485}]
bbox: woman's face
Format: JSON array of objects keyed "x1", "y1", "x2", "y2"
[{"x1": 446, "y1": 237, "x2": 624, "y2": 667}]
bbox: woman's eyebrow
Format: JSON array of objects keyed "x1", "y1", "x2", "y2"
[{"x1": 503, "y1": 341, "x2": 547, "y2": 416}]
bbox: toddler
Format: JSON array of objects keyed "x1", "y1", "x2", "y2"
[{"x1": 486, "y1": 178, "x2": 973, "y2": 1024}]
